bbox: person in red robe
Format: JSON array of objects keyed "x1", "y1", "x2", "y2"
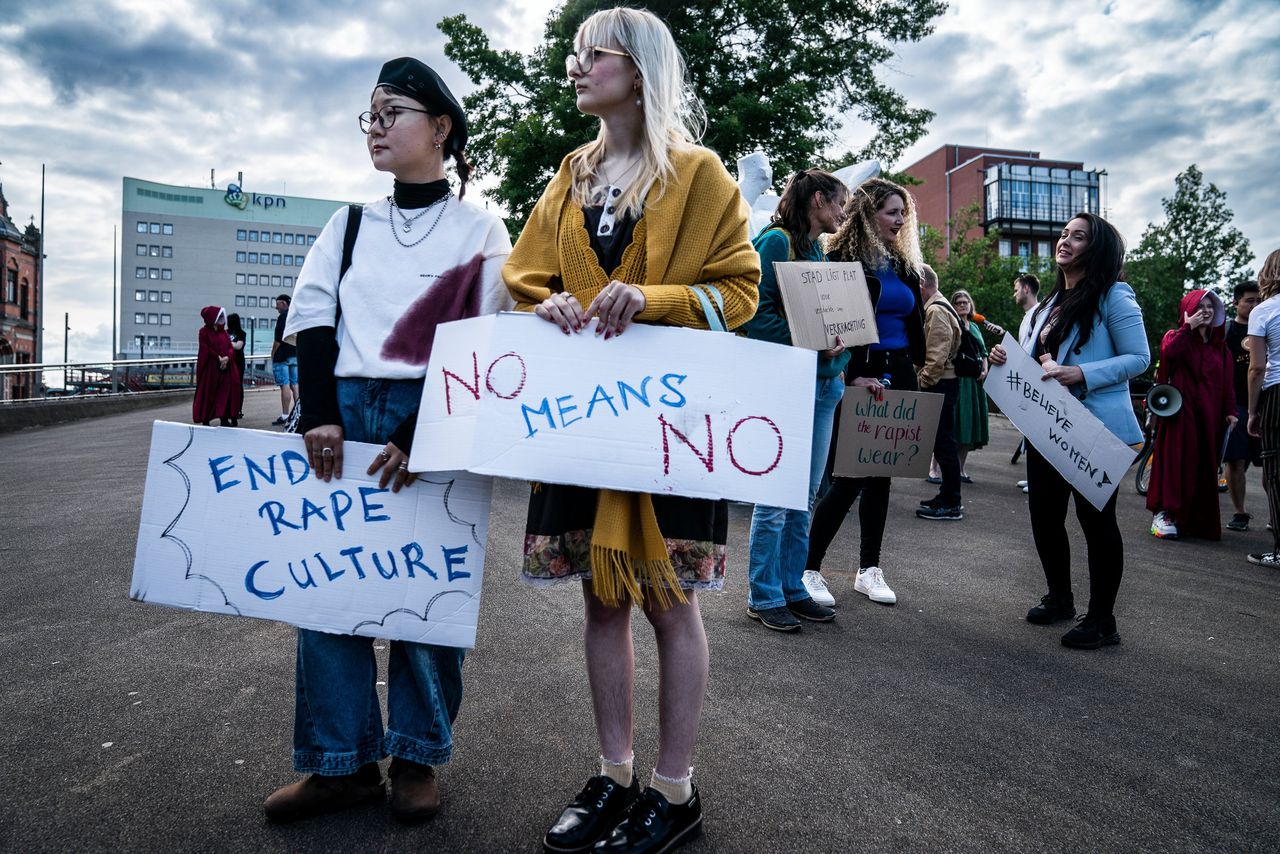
[
  {"x1": 192, "y1": 305, "x2": 243, "y2": 426},
  {"x1": 1148, "y1": 289, "x2": 1237, "y2": 540}
]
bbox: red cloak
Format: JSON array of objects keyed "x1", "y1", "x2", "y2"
[
  {"x1": 192, "y1": 306, "x2": 243, "y2": 424},
  {"x1": 1146, "y1": 289, "x2": 1235, "y2": 539}
]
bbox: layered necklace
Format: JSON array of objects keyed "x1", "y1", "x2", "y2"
[{"x1": 388, "y1": 194, "x2": 449, "y2": 248}]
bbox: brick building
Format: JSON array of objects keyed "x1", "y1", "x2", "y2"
[
  {"x1": 0, "y1": 184, "x2": 41, "y2": 400},
  {"x1": 902, "y1": 144, "x2": 1106, "y2": 262}
]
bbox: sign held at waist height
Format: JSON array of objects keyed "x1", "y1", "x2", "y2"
[
  {"x1": 410, "y1": 313, "x2": 817, "y2": 511},
  {"x1": 832, "y1": 389, "x2": 943, "y2": 478},
  {"x1": 130, "y1": 422, "x2": 491, "y2": 648},
  {"x1": 773, "y1": 261, "x2": 879, "y2": 350}
]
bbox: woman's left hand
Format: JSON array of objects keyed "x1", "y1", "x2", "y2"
[
  {"x1": 584, "y1": 280, "x2": 646, "y2": 339},
  {"x1": 1038, "y1": 354, "x2": 1084, "y2": 386},
  {"x1": 820, "y1": 335, "x2": 846, "y2": 360},
  {"x1": 1227, "y1": 414, "x2": 1239, "y2": 430},
  {"x1": 367, "y1": 441, "x2": 418, "y2": 493}
]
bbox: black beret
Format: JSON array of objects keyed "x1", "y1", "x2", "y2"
[{"x1": 375, "y1": 57, "x2": 467, "y2": 154}]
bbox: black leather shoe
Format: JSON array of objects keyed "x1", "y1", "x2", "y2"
[
  {"x1": 1026, "y1": 594, "x2": 1075, "y2": 625},
  {"x1": 786, "y1": 597, "x2": 835, "y2": 622},
  {"x1": 544, "y1": 775, "x2": 639, "y2": 854},
  {"x1": 595, "y1": 785, "x2": 702, "y2": 854},
  {"x1": 1061, "y1": 614, "x2": 1121, "y2": 649}
]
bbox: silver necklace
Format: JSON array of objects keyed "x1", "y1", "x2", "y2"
[
  {"x1": 601, "y1": 155, "x2": 642, "y2": 189},
  {"x1": 388, "y1": 195, "x2": 449, "y2": 248}
]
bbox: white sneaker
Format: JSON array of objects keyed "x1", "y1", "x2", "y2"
[
  {"x1": 1151, "y1": 511, "x2": 1178, "y2": 540},
  {"x1": 1016, "y1": 480, "x2": 1028, "y2": 489},
  {"x1": 802, "y1": 570, "x2": 836, "y2": 607},
  {"x1": 854, "y1": 566, "x2": 896, "y2": 605}
]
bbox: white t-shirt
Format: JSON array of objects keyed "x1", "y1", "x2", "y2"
[
  {"x1": 1017, "y1": 301, "x2": 1040, "y2": 349},
  {"x1": 285, "y1": 195, "x2": 513, "y2": 379},
  {"x1": 1247, "y1": 294, "x2": 1280, "y2": 390}
]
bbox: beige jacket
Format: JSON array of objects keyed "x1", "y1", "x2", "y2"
[{"x1": 918, "y1": 292, "x2": 962, "y2": 389}]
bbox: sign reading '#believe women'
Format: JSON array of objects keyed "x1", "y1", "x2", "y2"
[{"x1": 410, "y1": 313, "x2": 817, "y2": 511}]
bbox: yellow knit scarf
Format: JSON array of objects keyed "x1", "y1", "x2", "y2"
[{"x1": 557, "y1": 203, "x2": 686, "y2": 609}]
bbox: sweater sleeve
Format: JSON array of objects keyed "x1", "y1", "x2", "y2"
[
  {"x1": 295, "y1": 326, "x2": 341, "y2": 434},
  {"x1": 740, "y1": 229, "x2": 794, "y2": 345},
  {"x1": 1078, "y1": 283, "x2": 1150, "y2": 392},
  {"x1": 479, "y1": 217, "x2": 516, "y2": 316},
  {"x1": 504, "y1": 158, "x2": 572, "y2": 313},
  {"x1": 284, "y1": 205, "x2": 347, "y2": 341}
]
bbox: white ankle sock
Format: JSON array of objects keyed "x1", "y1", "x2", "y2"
[
  {"x1": 600, "y1": 754, "x2": 634, "y2": 786},
  {"x1": 649, "y1": 768, "x2": 693, "y2": 805}
]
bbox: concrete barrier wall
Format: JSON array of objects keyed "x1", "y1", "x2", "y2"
[{"x1": 0, "y1": 390, "x2": 197, "y2": 433}]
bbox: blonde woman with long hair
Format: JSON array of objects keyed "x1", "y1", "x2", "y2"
[
  {"x1": 503, "y1": 8, "x2": 760, "y2": 853},
  {"x1": 804, "y1": 178, "x2": 928, "y2": 606},
  {"x1": 1246, "y1": 248, "x2": 1280, "y2": 567}
]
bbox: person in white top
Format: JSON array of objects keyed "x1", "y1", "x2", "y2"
[
  {"x1": 265, "y1": 56, "x2": 512, "y2": 825},
  {"x1": 1014, "y1": 273, "x2": 1041, "y2": 346},
  {"x1": 1246, "y1": 249, "x2": 1280, "y2": 567}
]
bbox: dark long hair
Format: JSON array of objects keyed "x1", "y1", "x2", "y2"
[
  {"x1": 1033, "y1": 212, "x2": 1126, "y2": 355},
  {"x1": 226, "y1": 313, "x2": 245, "y2": 338},
  {"x1": 769, "y1": 169, "x2": 846, "y2": 257}
]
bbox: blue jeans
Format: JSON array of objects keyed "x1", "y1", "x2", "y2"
[
  {"x1": 747, "y1": 375, "x2": 844, "y2": 609},
  {"x1": 293, "y1": 377, "x2": 466, "y2": 774},
  {"x1": 273, "y1": 356, "x2": 298, "y2": 386}
]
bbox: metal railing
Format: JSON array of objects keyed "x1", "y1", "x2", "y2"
[{"x1": 0, "y1": 355, "x2": 276, "y2": 400}]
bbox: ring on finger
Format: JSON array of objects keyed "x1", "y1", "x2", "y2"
[
  {"x1": 379, "y1": 449, "x2": 390, "y2": 460},
  {"x1": 398, "y1": 461, "x2": 409, "y2": 470}
]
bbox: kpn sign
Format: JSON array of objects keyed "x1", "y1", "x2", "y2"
[{"x1": 224, "y1": 182, "x2": 287, "y2": 211}]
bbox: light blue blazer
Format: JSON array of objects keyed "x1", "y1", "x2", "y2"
[{"x1": 1021, "y1": 282, "x2": 1150, "y2": 445}]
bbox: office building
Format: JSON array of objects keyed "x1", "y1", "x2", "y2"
[
  {"x1": 120, "y1": 177, "x2": 352, "y2": 357},
  {"x1": 903, "y1": 145, "x2": 1106, "y2": 262}
]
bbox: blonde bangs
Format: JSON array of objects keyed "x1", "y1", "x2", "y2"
[{"x1": 568, "y1": 8, "x2": 706, "y2": 221}]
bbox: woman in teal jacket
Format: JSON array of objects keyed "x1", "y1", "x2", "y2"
[
  {"x1": 989, "y1": 212, "x2": 1149, "y2": 650},
  {"x1": 742, "y1": 168, "x2": 850, "y2": 632}
]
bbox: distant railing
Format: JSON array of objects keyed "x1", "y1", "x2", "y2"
[{"x1": 0, "y1": 355, "x2": 275, "y2": 400}]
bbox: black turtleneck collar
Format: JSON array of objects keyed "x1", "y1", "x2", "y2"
[{"x1": 393, "y1": 179, "x2": 450, "y2": 209}]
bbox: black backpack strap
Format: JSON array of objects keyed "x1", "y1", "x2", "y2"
[{"x1": 336, "y1": 203, "x2": 362, "y2": 324}]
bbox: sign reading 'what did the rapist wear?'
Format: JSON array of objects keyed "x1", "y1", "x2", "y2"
[
  {"x1": 984, "y1": 333, "x2": 1137, "y2": 511},
  {"x1": 409, "y1": 313, "x2": 817, "y2": 511},
  {"x1": 130, "y1": 422, "x2": 492, "y2": 648}
]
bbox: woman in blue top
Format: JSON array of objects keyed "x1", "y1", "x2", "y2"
[
  {"x1": 989, "y1": 212, "x2": 1149, "y2": 649},
  {"x1": 804, "y1": 178, "x2": 927, "y2": 608},
  {"x1": 742, "y1": 169, "x2": 850, "y2": 632}
]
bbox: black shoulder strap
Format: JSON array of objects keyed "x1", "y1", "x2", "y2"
[{"x1": 335, "y1": 203, "x2": 362, "y2": 324}]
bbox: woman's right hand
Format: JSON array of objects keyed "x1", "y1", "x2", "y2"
[
  {"x1": 988, "y1": 344, "x2": 1008, "y2": 366},
  {"x1": 851, "y1": 376, "x2": 885, "y2": 401},
  {"x1": 304, "y1": 424, "x2": 344, "y2": 482},
  {"x1": 535, "y1": 292, "x2": 585, "y2": 334}
]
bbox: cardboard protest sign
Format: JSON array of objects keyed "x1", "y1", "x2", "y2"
[
  {"x1": 774, "y1": 261, "x2": 879, "y2": 349},
  {"x1": 832, "y1": 389, "x2": 943, "y2": 478},
  {"x1": 985, "y1": 333, "x2": 1136, "y2": 510},
  {"x1": 410, "y1": 313, "x2": 816, "y2": 511},
  {"x1": 130, "y1": 422, "x2": 491, "y2": 648}
]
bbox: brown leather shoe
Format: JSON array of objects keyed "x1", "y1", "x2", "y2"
[
  {"x1": 263, "y1": 766, "x2": 384, "y2": 823},
  {"x1": 389, "y1": 758, "x2": 441, "y2": 823}
]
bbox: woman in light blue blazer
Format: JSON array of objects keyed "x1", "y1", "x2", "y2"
[{"x1": 989, "y1": 212, "x2": 1149, "y2": 650}]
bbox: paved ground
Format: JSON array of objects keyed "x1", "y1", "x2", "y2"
[{"x1": 1, "y1": 387, "x2": 1277, "y2": 852}]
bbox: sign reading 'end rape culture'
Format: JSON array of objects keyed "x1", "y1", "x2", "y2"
[
  {"x1": 410, "y1": 313, "x2": 817, "y2": 511},
  {"x1": 130, "y1": 422, "x2": 492, "y2": 648}
]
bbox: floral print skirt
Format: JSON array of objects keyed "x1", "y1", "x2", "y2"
[{"x1": 522, "y1": 483, "x2": 727, "y2": 591}]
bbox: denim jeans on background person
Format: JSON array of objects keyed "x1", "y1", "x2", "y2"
[
  {"x1": 292, "y1": 377, "x2": 466, "y2": 774},
  {"x1": 747, "y1": 375, "x2": 845, "y2": 610}
]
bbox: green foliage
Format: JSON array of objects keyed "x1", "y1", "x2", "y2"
[
  {"x1": 1126, "y1": 164, "x2": 1254, "y2": 369},
  {"x1": 440, "y1": 0, "x2": 946, "y2": 234}
]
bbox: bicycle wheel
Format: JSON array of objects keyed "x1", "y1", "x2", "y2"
[{"x1": 1135, "y1": 446, "x2": 1154, "y2": 495}]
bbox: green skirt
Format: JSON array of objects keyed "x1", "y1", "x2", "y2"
[{"x1": 954, "y1": 376, "x2": 989, "y2": 450}]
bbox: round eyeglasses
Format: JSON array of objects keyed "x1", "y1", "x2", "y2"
[
  {"x1": 358, "y1": 105, "x2": 432, "y2": 134},
  {"x1": 565, "y1": 45, "x2": 630, "y2": 76}
]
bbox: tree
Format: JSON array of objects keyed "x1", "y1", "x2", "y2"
[
  {"x1": 440, "y1": 0, "x2": 946, "y2": 233},
  {"x1": 1126, "y1": 164, "x2": 1254, "y2": 367}
]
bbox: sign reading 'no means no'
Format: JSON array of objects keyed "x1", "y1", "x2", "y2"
[{"x1": 409, "y1": 313, "x2": 817, "y2": 511}]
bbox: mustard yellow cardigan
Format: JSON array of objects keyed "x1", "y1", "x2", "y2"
[
  {"x1": 502, "y1": 144, "x2": 761, "y2": 607},
  {"x1": 504, "y1": 144, "x2": 760, "y2": 329}
]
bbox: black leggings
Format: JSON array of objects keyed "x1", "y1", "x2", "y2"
[
  {"x1": 807, "y1": 348, "x2": 916, "y2": 571},
  {"x1": 1025, "y1": 444, "x2": 1124, "y2": 618}
]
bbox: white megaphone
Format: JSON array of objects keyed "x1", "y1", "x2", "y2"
[{"x1": 1146, "y1": 383, "x2": 1183, "y2": 418}]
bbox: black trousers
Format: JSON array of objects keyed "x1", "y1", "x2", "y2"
[
  {"x1": 807, "y1": 348, "x2": 916, "y2": 571},
  {"x1": 1025, "y1": 444, "x2": 1124, "y2": 618},
  {"x1": 924, "y1": 377, "x2": 961, "y2": 506}
]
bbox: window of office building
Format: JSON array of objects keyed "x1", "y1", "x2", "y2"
[
  {"x1": 160, "y1": 336, "x2": 171, "y2": 347},
  {"x1": 149, "y1": 245, "x2": 160, "y2": 257},
  {"x1": 135, "y1": 289, "x2": 146, "y2": 301},
  {"x1": 236, "y1": 251, "x2": 247, "y2": 263},
  {"x1": 294, "y1": 255, "x2": 304, "y2": 265},
  {"x1": 162, "y1": 223, "x2": 173, "y2": 235},
  {"x1": 150, "y1": 223, "x2": 161, "y2": 234},
  {"x1": 283, "y1": 276, "x2": 293, "y2": 287},
  {"x1": 235, "y1": 295, "x2": 245, "y2": 306},
  {"x1": 999, "y1": 239, "x2": 1011, "y2": 257},
  {"x1": 284, "y1": 233, "x2": 294, "y2": 244},
  {"x1": 160, "y1": 314, "x2": 171, "y2": 325},
  {"x1": 134, "y1": 312, "x2": 146, "y2": 323},
  {"x1": 149, "y1": 268, "x2": 159, "y2": 279},
  {"x1": 307, "y1": 235, "x2": 316, "y2": 245},
  {"x1": 283, "y1": 255, "x2": 293, "y2": 266},
  {"x1": 147, "y1": 335, "x2": 158, "y2": 346},
  {"x1": 136, "y1": 267, "x2": 147, "y2": 278},
  {"x1": 161, "y1": 269, "x2": 172, "y2": 280},
  {"x1": 136, "y1": 244, "x2": 147, "y2": 256},
  {"x1": 272, "y1": 254, "x2": 282, "y2": 265},
  {"x1": 136, "y1": 221, "x2": 148, "y2": 233},
  {"x1": 162, "y1": 291, "x2": 172, "y2": 303},
  {"x1": 148, "y1": 313, "x2": 160, "y2": 324},
  {"x1": 248, "y1": 252, "x2": 258, "y2": 263},
  {"x1": 236, "y1": 273, "x2": 246, "y2": 285},
  {"x1": 271, "y1": 275, "x2": 281, "y2": 286},
  {"x1": 162, "y1": 246, "x2": 172, "y2": 258},
  {"x1": 248, "y1": 274, "x2": 258, "y2": 285},
  {"x1": 149, "y1": 290, "x2": 159, "y2": 302},
  {"x1": 295, "y1": 234, "x2": 305, "y2": 245},
  {"x1": 272, "y1": 232, "x2": 283, "y2": 243},
  {"x1": 237, "y1": 229, "x2": 247, "y2": 241},
  {"x1": 249, "y1": 230, "x2": 259, "y2": 241}
]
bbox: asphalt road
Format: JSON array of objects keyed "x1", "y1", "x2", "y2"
[{"x1": 1, "y1": 387, "x2": 1276, "y2": 852}]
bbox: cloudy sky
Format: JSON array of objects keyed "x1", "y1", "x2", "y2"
[{"x1": 1, "y1": 0, "x2": 1277, "y2": 366}]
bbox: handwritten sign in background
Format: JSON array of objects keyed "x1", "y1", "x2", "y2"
[
  {"x1": 410, "y1": 313, "x2": 817, "y2": 511},
  {"x1": 833, "y1": 389, "x2": 943, "y2": 478},
  {"x1": 130, "y1": 422, "x2": 491, "y2": 648},
  {"x1": 773, "y1": 261, "x2": 879, "y2": 350},
  {"x1": 985, "y1": 333, "x2": 1136, "y2": 510}
]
